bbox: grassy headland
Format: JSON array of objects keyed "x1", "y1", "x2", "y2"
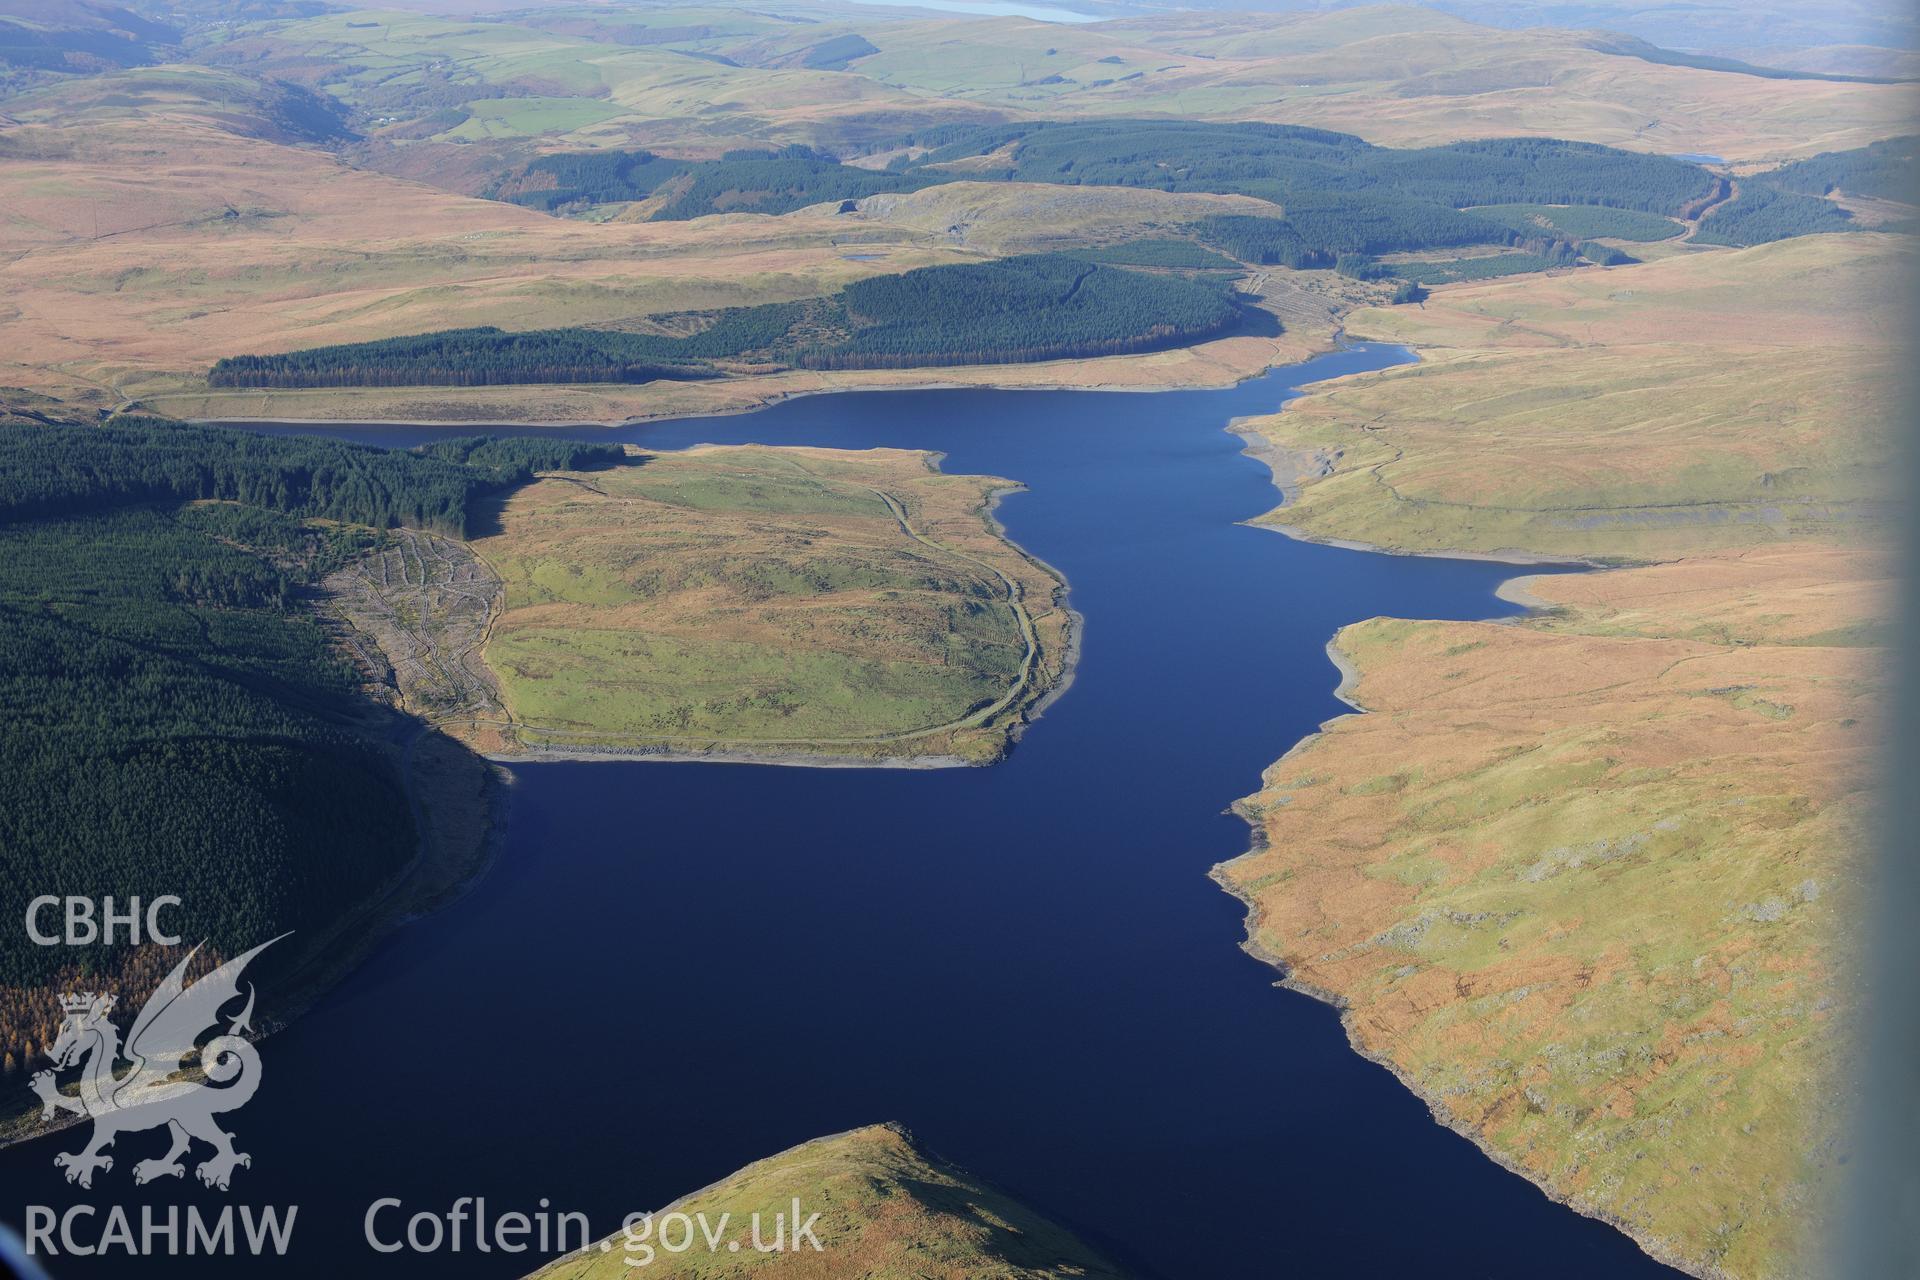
[
  {"x1": 1244, "y1": 233, "x2": 1910, "y2": 563},
  {"x1": 461, "y1": 445, "x2": 1072, "y2": 764},
  {"x1": 525, "y1": 1124, "x2": 1132, "y2": 1279}
]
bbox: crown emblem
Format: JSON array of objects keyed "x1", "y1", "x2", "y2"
[{"x1": 58, "y1": 992, "x2": 114, "y2": 1016}]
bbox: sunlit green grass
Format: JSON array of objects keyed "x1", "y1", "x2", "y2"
[{"x1": 444, "y1": 97, "x2": 630, "y2": 140}]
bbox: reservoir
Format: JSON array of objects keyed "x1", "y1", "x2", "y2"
[{"x1": 1, "y1": 347, "x2": 1680, "y2": 1278}]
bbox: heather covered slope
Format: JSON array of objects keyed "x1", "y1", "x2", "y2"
[
  {"x1": 1222, "y1": 545, "x2": 1885, "y2": 1279},
  {"x1": 1221, "y1": 234, "x2": 1903, "y2": 1277}
]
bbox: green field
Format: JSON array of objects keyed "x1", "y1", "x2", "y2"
[{"x1": 445, "y1": 96, "x2": 630, "y2": 140}]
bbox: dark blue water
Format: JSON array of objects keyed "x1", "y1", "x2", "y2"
[{"x1": 2, "y1": 347, "x2": 1680, "y2": 1278}]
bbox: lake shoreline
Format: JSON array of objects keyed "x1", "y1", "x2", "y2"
[
  {"x1": 178, "y1": 331, "x2": 1342, "y2": 432},
  {"x1": 1226, "y1": 408, "x2": 1607, "y2": 569},
  {"x1": 1209, "y1": 836, "x2": 1708, "y2": 1280},
  {"x1": 1210, "y1": 624, "x2": 1711, "y2": 1280},
  {"x1": 1215, "y1": 350, "x2": 1696, "y2": 1278}
]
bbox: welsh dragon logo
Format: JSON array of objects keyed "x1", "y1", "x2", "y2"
[{"x1": 30, "y1": 937, "x2": 282, "y2": 1191}]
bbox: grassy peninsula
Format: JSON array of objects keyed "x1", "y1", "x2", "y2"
[{"x1": 337, "y1": 444, "x2": 1073, "y2": 765}]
